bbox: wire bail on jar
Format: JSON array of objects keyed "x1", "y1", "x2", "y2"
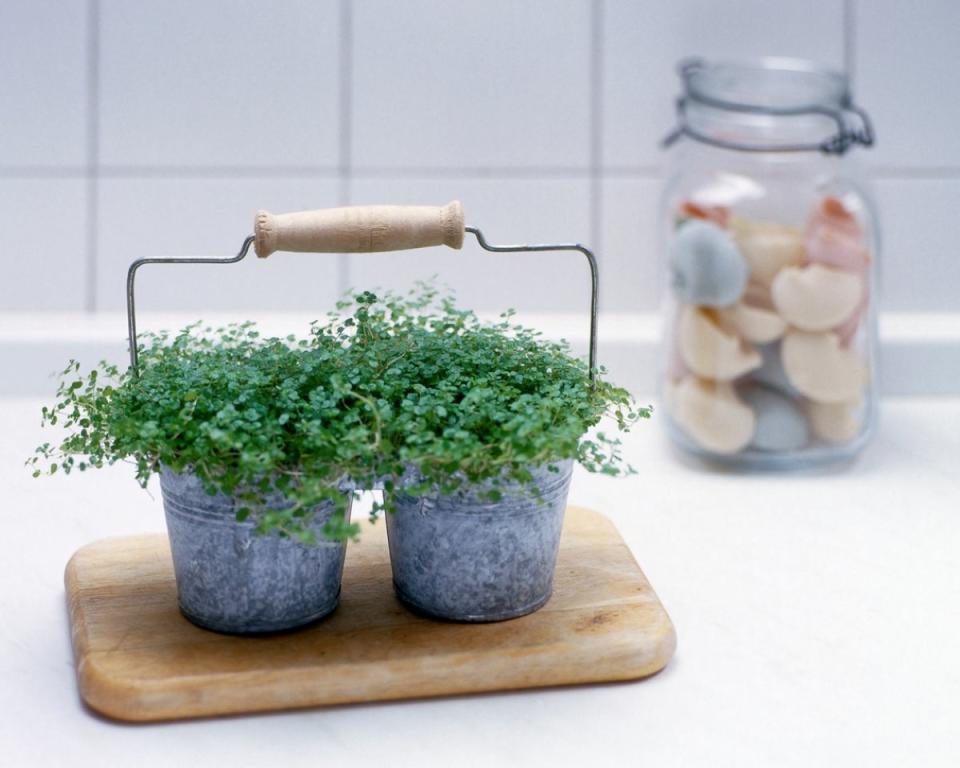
[{"x1": 661, "y1": 57, "x2": 875, "y2": 155}]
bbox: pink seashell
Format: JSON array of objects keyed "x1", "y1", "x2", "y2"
[
  {"x1": 834, "y1": 283, "x2": 870, "y2": 346},
  {"x1": 679, "y1": 200, "x2": 730, "y2": 229},
  {"x1": 805, "y1": 228, "x2": 869, "y2": 271},
  {"x1": 817, "y1": 197, "x2": 863, "y2": 238},
  {"x1": 804, "y1": 196, "x2": 870, "y2": 272}
]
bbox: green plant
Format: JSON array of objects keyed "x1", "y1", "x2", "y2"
[
  {"x1": 330, "y1": 286, "x2": 649, "y2": 498},
  {"x1": 29, "y1": 323, "x2": 368, "y2": 542},
  {"x1": 30, "y1": 285, "x2": 650, "y2": 540}
]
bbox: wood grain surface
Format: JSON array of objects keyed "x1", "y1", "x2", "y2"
[{"x1": 65, "y1": 506, "x2": 676, "y2": 722}]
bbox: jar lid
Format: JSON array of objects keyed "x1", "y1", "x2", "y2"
[{"x1": 663, "y1": 57, "x2": 874, "y2": 154}]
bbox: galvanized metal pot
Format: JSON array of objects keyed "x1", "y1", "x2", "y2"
[
  {"x1": 160, "y1": 466, "x2": 350, "y2": 634},
  {"x1": 385, "y1": 459, "x2": 573, "y2": 622}
]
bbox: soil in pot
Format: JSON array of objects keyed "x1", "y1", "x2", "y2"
[
  {"x1": 384, "y1": 459, "x2": 573, "y2": 622},
  {"x1": 160, "y1": 467, "x2": 351, "y2": 634}
]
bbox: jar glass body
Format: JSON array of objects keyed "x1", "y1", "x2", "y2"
[{"x1": 660, "y1": 78, "x2": 879, "y2": 468}]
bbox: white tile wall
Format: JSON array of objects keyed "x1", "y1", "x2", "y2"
[
  {"x1": 97, "y1": 178, "x2": 341, "y2": 312},
  {"x1": 600, "y1": 178, "x2": 663, "y2": 310},
  {"x1": 601, "y1": 0, "x2": 845, "y2": 170},
  {"x1": 0, "y1": 180, "x2": 88, "y2": 310},
  {"x1": 98, "y1": 0, "x2": 341, "y2": 168},
  {"x1": 0, "y1": 0, "x2": 958, "y2": 321},
  {"x1": 352, "y1": 0, "x2": 592, "y2": 170},
  {"x1": 874, "y1": 180, "x2": 960, "y2": 311},
  {"x1": 0, "y1": 0, "x2": 89, "y2": 167},
  {"x1": 856, "y1": 0, "x2": 960, "y2": 170},
  {"x1": 347, "y1": 177, "x2": 592, "y2": 313}
]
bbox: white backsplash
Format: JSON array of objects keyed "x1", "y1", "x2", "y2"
[{"x1": 0, "y1": 0, "x2": 957, "y2": 392}]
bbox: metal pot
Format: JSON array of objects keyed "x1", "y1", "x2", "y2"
[
  {"x1": 160, "y1": 466, "x2": 350, "y2": 634},
  {"x1": 385, "y1": 460, "x2": 573, "y2": 622}
]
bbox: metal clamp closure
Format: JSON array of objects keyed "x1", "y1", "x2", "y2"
[{"x1": 661, "y1": 59, "x2": 874, "y2": 155}]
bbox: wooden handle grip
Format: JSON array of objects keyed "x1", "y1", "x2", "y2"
[{"x1": 254, "y1": 201, "x2": 464, "y2": 257}]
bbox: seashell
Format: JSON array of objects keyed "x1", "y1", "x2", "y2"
[
  {"x1": 678, "y1": 305, "x2": 762, "y2": 381},
  {"x1": 743, "y1": 280, "x2": 773, "y2": 307},
  {"x1": 662, "y1": 376, "x2": 676, "y2": 409},
  {"x1": 668, "y1": 376, "x2": 756, "y2": 454},
  {"x1": 820, "y1": 196, "x2": 862, "y2": 233},
  {"x1": 804, "y1": 196, "x2": 870, "y2": 272},
  {"x1": 716, "y1": 295, "x2": 787, "y2": 344},
  {"x1": 805, "y1": 223, "x2": 869, "y2": 271},
  {"x1": 738, "y1": 384, "x2": 810, "y2": 452},
  {"x1": 679, "y1": 200, "x2": 730, "y2": 228},
  {"x1": 664, "y1": 304, "x2": 692, "y2": 382},
  {"x1": 802, "y1": 196, "x2": 872, "y2": 343},
  {"x1": 781, "y1": 330, "x2": 868, "y2": 404},
  {"x1": 834, "y1": 291, "x2": 868, "y2": 346},
  {"x1": 668, "y1": 339, "x2": 691, "y2": 382},
  {"x1": 670, "y1": 219, "x2": 749, "y2": 307},
  {"x1": 806, "y1": 395, "x2": 864, "y2": 444},
  {"x1": 750, "y1": 341, "x2": 799, "y2": 395},
  {"x1": 771, "y1": 263, "x2": 863, "y2": 332},
  {"x1": 730, "y1": 218, "x2": 804, "y2": 288}
]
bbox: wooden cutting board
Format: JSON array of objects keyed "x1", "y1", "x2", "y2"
[{"x1": 65, "y1": 506, "x2": 676, "y2": 722}]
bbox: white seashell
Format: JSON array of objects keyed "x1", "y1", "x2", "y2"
[
  {"x1": 807, "y1": 396, "x2": 864, "y2": 444},
  {"x1": 750, "y1": 342, "x2": 801, "y2": 396},
  {"x1": 781, "y1": 330, "x2": 868, "y2": 404},
  {"x1": 670, "y1": 219, "x2": 749, "y2": 307},
  {"x1": 678, "y1": 305, "x2": 762, "y2": 381},
  {"x1": 771, "y1": 264, "x2": 863, "y2": 332},
  {"x1": 668, "y1": 376, "x2": 756, "y2": 454},
  {"x1": 738, "y1": 384, "x2": 809, "y2": 452},
  {"x1": 730, "y1": 218, "x2": 804, "y2": 288},
  {"x1": 716, "y1": 300, "x2": 787, "y2": 344}
]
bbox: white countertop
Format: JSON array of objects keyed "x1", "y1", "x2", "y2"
[
  {"x1": 3, "y1": 311, "x2": 960, "y2": 397},
  {"x1": 2, "y1": 396, "x2": 959, "y2": 767}
]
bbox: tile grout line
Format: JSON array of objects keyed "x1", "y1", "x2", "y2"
[
  {"x1": 0, "y1": 167, "x2": 89, "y2": 178},
  {"x1": 0, "y1": 166, "x2": 594, "y2": 178},
  {"x1": 843, "y1": 0, "x2": 856, "y2": 89},
  {"x1": 589, "y1": 0, "x2": 604, "y2": 287},
  {"x1": 85, "y1": 0, "x2": 100, "y2": 313},
  {"x1": 0, "y1": 165, "x2": 600, "y2": 178},
  {"x1": 336, "y1": 0, "x2": 353, "y2": 297},
  {"x1": 6, "y1": 163, "x2": 960, "y2": 181},
  {"x1": 866, "y1": 168, "x2": 960, "y2": 179}
]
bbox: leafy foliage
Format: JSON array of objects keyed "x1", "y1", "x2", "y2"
[{"x1": 30, "y1": 285, "x2": 651, "y2": 541}]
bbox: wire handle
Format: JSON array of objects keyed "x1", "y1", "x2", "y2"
[
  {"x1": 126, "y1": 204, "x2": 599, "y2": 381},
  {"x1": 255, "y1": 201, "x2": 464, "y2": 257}
]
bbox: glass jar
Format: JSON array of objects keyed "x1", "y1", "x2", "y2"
[{"x1": 659, "y1": 58, "x2": 879, "y2": 468}]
